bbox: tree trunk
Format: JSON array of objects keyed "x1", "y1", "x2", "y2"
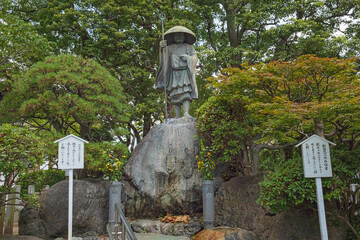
[
  {"x1": 282, "y1": 146, "x2": 293, "y2": 161},
  {"x1": 80, "y1": 124, "x2": 91, "y2": 140},
  {"x1": 51, "y1": 119, "x2": 63, "y2": 134},
  {"x1": 143, "y1": 112, "x2": 151, "y2": 137},
  {"x1": 243, "y1": 148, "x2": 252, "y2": 175},
  {"x1": 314, "y1": 119, "x2": 325, "y2": 137},
  {"x1": 221, "y1": 1, "x2": 244, "y2": 65},
  {"x1": 248, "y1": 134, "x2": 263, "y2": 175}
]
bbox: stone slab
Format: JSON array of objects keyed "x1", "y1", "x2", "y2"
[{"x1": 135, "y1": 233, "x2": 191, "y2": 240}]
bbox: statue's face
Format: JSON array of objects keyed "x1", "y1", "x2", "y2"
[{"x1": 174, "y1": 32, "x2": 185, "y2": 43}]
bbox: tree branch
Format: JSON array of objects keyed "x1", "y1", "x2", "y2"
[{"x1": 203, "y1": 12, "x2": 217, "y2": 52}]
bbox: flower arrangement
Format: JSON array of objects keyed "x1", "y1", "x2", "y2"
[
  {"x1": 102, "y1": 149, "x2": 127, "y2": 182},
  {"x1": 196, "y1": 148, "x2": 215, "y2": 180}
]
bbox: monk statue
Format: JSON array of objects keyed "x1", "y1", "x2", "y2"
[{"x1": 155, "y1": 26, "x2": 198, "y2": 118}]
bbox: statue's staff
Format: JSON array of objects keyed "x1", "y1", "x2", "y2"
[{"x1": 159, "y1": 13, "x2": 168, "y2": 121}]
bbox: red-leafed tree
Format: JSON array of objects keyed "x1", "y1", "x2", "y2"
[
  {"x1": 197, "y1": 55, "x2": 360, "y2": 237},
  {"x1": 198, "y1": 55, "x2": 359, "y2": 174}
]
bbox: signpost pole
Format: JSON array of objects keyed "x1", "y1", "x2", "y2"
[
  {"x1": 315, "y1": 177, "x2": 328, "y2": 240},
  {"x1": 296, "y1": 135, "x2": 335, "y2": 240},
  {"x1": 54, "y1": 134, "x2": 88, "y2": 240},
  {"x1": 68, "y1": 169, "x2": 73, "y2": 240}
]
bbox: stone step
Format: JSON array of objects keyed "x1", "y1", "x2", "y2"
[{"x1": 135, "y1": 233, "x2": 191, "y2": 240}]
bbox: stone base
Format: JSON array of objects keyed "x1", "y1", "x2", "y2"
[
  {"x1": 130, "y1": 219, "x2": 202, "y2": 237},
  {"x1": 123, "y1": 116, "x2": 202, "y2": 218}
]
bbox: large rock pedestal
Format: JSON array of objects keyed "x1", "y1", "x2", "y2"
[{"x1": 123, "y1": 116, "x2": 202, "y2": 218}]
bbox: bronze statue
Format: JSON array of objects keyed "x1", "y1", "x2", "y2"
[{"x1": 156, "y1": 26, "x2": 198, "y2": 118}]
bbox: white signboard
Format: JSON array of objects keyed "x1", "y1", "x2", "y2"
[
  {"x1": 54, "y1": 134, "x2": 88, "y2": 170},
  {"x1": 296, "y1": 135, "x2": 334, "y2": 178}
]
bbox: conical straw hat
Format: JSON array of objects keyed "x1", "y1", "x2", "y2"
[{"x1": 164, "y1": 26, "x2": 196, "y2": 45}]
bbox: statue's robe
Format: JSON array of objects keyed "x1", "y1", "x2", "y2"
[{"x1": 156, "y1": 43, "x2": 198, "y2": 104}]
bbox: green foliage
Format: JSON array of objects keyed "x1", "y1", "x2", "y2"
[
  {"x1": 0, "y1": 54, "x2": 129, "y2": 141},
  {"x1": 3, "y1": 0, "x2": 360, "y2": 147},
  {"x1": 348, "y1": 216, "x2": 360, "y2": 240},
  {"x1": 189, "y1": 0, "x2": 360, "y2": 68},
  {"x1": 16, "y1": 169, "x2": 65, "y2": 207},
  {"x1": 198, "y1": 56, "x2": 360, "y2": 174},
  {"x1": 257, "y1": 155, "x2": 346, "y2": 214},
  {"x1": 258, "y1": 156, "x2": 316, "y2": 213},
  {"x1": 258, "y1": 147, "x2": 360, "y2": 236},
  {"x1": 85, "y1": 141, "x2": 129, "y2": 180},
  {"x1": 198, "y1": 55, "x2": 360, "y2": 235},
  {"x1": 16, "y1": 169, "x2": 65, "y2": 197},
  {"x1": 259, "y1": 149, "x2": 284, "y2": 172},
  {"x1": 0, "y1": 0, "x2": 51, "y2": 83},
  {"x1": 102, "y1": 149, "x2": 127, "y2": 182},
  {"x1": 0, "y1": 124, "x2": 46, "y2": 192},
  {"x1": 25, "y1": 192, "x2": 40, "y2": 208},
  {"x1": 196, "y1": 93, "x2": 249, "y2": 173},
  {"x1": 5, "y1": 0, "x2": 167, "y2": 140}
]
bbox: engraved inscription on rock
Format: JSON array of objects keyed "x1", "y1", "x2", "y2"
[
  {"x1": 166, "y1": 144, "x2": 176, "y2": 174},
  {"x1": 182, "y1": 148, "x2": 194, "y2": 179}
]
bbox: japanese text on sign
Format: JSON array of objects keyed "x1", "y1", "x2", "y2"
[
  {"x1": 55, "y1": 135, "x2": 87, "y2": 170},
  {"x1": 298, "y1": 135, "x2": 333, "y2": 178}
]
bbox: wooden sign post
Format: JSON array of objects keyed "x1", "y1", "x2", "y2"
[
  {"x1": 296, "y1": 135, "x2": 335, "y2": 240},
  {"x1": 54, "y1": 134, "x2": 88, "y2": 240}
]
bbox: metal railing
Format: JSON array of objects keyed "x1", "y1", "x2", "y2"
[{"x1": 107, "y1": 203, "x2": 137, "y2": 240}]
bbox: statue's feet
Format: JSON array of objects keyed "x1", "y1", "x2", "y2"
[{"x1": 183, "y1": 112, "x2": 191, "y2": 118}]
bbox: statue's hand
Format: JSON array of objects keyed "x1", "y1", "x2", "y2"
[
  {"x1": 180, "y1": 55, "x2": 187, "y2": 61},
  {"x1": 160, "y1": 40, "x2": 167, "y2": 48}
]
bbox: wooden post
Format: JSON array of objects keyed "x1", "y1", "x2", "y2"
[
  {"x1": 13, "y1": 185, "x2": 21, "y2": 235},
  {"x1": 28, "y1": 185, "x2": 35, "y2": 195},
  {"x1": 0, "y1": 194, "x2": 6, "y2": 235},
  {"x1": 4, "y1": 192, "x2": 16, "y2": 234}
]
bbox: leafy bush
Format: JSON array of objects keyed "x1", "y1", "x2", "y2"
[
  {"x1": 258, "y1": 149, "x2": 360, "y2": 238},
  {"x1": 16, "y1": 169, "x2": 66, "y2": 198},
  {"x1": 257, "y1": 156, "x2": 344, "y2": 213},
  {"x1": 0, "y1": 124, "x2": 46, "y2": 191},
  {"x1": 196, "y1": 143, "x2": 215, "y2": 180},
  {"x1": 85, "y1": 141, "x2": 129, "y2": 180}
]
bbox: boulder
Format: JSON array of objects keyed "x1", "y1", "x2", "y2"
[
  {"x1": 215, "y1": 175, "x2": 347, "y2": 240},
  {"x1": 123, "y1": 116, "x2": 202, "y2": 218},
  {"x1": 194, "y1": 227, "x2": 258, "y2": 240},
  {"x1": 19, "y1": 180, "x2": 109, "y2": 238},
  {"x1": 18, "y1": 206, "x2": 46, "y2": 239}
]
